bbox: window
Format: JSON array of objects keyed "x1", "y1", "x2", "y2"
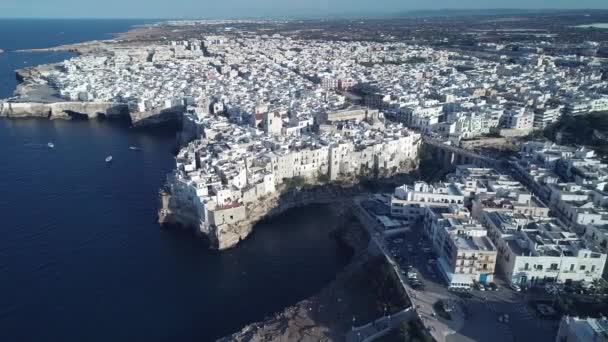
[
  {"x1": 570, "y1": 264, "x2": 574, "y2": 271},
  {"x1": 591, "y1": 265, "x2": 596, "y2": 272},
  {"x1": 550, "y1": 263, "x2": 559, "y2": 270},
  {"x1": 580, "y1": 265, "x2": 586, "y2": 271},
  {"x1": 524, "y1": 263, "x2": 529, "y2": 270}
]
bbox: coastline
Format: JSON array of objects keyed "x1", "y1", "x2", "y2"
[
  {"x1": 0, "y1": 20, "x2": 185, "y2": 128},
  {"x1": 1, "y1": 35, "x2": 184, "y2": 128},
  {"x1": 2, "y1": 20, "x2": 418, "y2": 340},
  {"x1": 159, "y1": 182, "x2": 367, "y2": 250},
  {"x1": 159, "y1": 167, "x2": 417, "y2": 251},
  {"x1": 217, "y1": 209, "x2": 412, "y2": 341}
]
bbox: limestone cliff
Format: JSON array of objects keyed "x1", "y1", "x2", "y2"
[
  {"x1": 0, "y1": 99, "x2": 185, "y2": 129},
  {"x1": 0, "y1": 101, "x2": 129, "y2": 120},
  {"x1": 159, "y1": 182, "x2": 366, "y2": 251},
  {"x1": 130, "y1": 106, "x2": 184, "y2": 129}
]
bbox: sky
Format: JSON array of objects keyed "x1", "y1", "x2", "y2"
[{"x1": 1, "y1": 0, "x2": 608, "y2": 19}]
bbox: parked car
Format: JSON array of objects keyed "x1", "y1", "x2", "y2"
[
  {"x1": 510, "y1": 283, "x2": 521, "y2": 292},
  {"x1": 488, "y1": 282, "x2": 498, "y2": 291},
  {"x1": 412, "y1": 282, "x2": 425, "y2": 290}
]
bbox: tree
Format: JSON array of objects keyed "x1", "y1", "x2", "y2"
[{"x1": 317, "y1": 173, "x2": 330, "y2": 184}]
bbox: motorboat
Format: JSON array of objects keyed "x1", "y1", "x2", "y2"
[
  {"x1": 47, "y1": 142, "x2": 54, "y2": 148},
  {"x1": 105, "y1": 155, "x2": 113, "y2": 163}
]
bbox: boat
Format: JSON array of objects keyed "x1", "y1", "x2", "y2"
[
  {"x1": 47, "y1": 142, "x2": 54, "y2": 148},
  {"x1": 129, "y1": 146, "x2": 140, "y2": 151},
  {"x1": 105, "y1": 155, "x2": 113, "y2": 163}
]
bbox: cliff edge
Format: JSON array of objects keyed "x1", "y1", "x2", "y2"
[{"x1": 159, "y1": 182, "x2": 367, "y2": 251}]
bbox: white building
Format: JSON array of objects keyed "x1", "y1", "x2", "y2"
[{"x1": 556, "y1": 316, "x2": 608, "y2": 342}]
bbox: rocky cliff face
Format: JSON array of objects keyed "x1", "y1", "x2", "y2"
[
  {"x1": 0, "y1": 101, "x2": 129, "y2": 119},
  {"x1": 130, "y1": 106, "x2": 183, "y2": 129},
  {"x1": 159, "y1": 183, "x2": 365, "y2": 251},
  {"x1": 0, "y1": 99, "x2": 185, "y2": 130}
]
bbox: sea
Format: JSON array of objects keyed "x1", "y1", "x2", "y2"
[{"x1": 0, "y1": 19, "x2": 350, "y2": 341}]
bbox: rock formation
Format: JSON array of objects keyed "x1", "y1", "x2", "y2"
[
  {"x1": 0, "y1": 101, "x2": 129, "y2": 120},
  {"x1": 159, "y1": 182, "x2": 368, "y2": 250}
]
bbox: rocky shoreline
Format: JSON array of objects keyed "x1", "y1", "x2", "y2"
[
  {"x1": 158, "y1": 182, "x2": 369, "y2": 250},
  {"x1": 1, "y1": 29, "x2": 183, "y2": 129},
  {"x1": 217, "y1": 209, "x2": 411, "y2": 341}
]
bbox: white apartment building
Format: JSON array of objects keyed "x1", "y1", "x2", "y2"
[
  {"x1": 390, "y1": 181, "x2": 465, "y2": 222},
  {"x1": 556, "y1": 316, "x2": 608, "y2": 342},
  {"x1": 479, "y1": 211, "x2": 607, "y2": 286},
  {"x1": 424, "y1": 205, "x2": 497, "y2": 288}
]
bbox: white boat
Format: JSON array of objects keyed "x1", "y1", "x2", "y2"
[
  {"x1": 47, "y1": 142, "x2": 54, "y2": 148},
  {"x1": 105, "y1": 155, "x2": 113, "y2": 163},
  {"x1": 129, "y1": 146, "x2": 140, "y2": 151}
]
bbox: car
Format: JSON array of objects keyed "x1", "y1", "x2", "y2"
[
  {"x1": 510, "y1": 283, "x2": 521, "y2": 292},
  {"x1": 412, "y1": 283, "x2": 425, "y2": 290},
  {"x1": 488, "y1": 282, "x2": 498, "y2": 291}
]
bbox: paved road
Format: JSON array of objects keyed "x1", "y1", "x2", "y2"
[
  {"x1": 346, "y1": 308, "x2": 416, "y2": 342},
  {"x1": 354, "y1": 196, "x2": 558, "y2": 342}
]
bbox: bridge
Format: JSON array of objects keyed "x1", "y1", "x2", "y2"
[{"x1": 423, "y1": 137, "x2": 498, "y2": 169}]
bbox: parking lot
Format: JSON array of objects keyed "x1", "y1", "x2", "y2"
[{"x1": 383, "y1": 221, "x2": 559, "y2": 342}]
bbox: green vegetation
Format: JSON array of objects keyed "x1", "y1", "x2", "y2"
[
  {"x1": 415, "y1": 144, "x2": 442, "y2": 182},
  {"x1": 317, "y1": 173, "x2": 330, "y2": 184},
  {"x1": 367, "y1": 256, "x2": 410, "y2": 314},
  {"x1": 283, "y1": 176, "x2": 306, "y2": 190},
  {"x1": 544, "y1": 111, "x2": 608, "y2": 160}
]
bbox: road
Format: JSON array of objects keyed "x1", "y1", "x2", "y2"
[{"x1": 353, "y1": 196, "x2": 558, "y2": 342}]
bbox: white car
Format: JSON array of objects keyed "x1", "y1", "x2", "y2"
[{"x1": 510, "y1": 283, "x2": 521, "y2": 292}]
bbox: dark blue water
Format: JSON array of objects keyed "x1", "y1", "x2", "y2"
[{"x1": 0, "y1": 20, "x2": 350, "y2": 341}]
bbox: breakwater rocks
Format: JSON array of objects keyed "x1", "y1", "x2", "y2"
[{"x1": 159, "y1": 183, "x2": 366, "y2": 251}]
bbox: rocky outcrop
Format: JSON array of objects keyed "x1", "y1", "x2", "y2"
[
  {"x1": 130, "y1": 106, "x2": 184, "y2": 129},
  {"x1": 0, "y1": 101, "x2": 129, "y2": 120},
  {"x1": 159, "y1": 183, "x2": 366, "y2": 251},
  {"x1": 0, "y1": 99, "x2": 185, "y2": 129}
]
